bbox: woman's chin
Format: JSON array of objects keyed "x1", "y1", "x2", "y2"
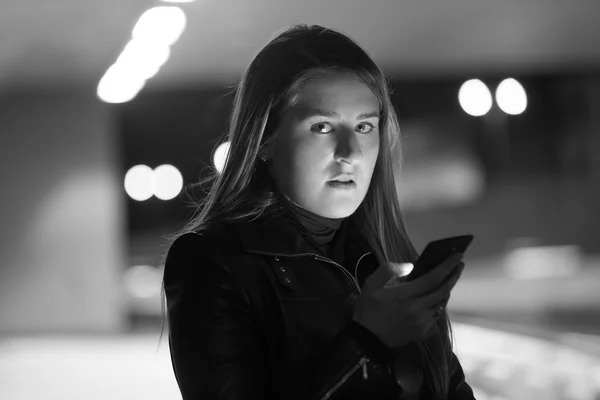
[
  {"x1": 318, "y1": 203, "x2": 359, "y2": 219},
  {"x1": 291, "y1": 192, "x2": 363, "y2": 219}
]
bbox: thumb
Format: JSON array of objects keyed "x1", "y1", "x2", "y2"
[{"x1": 362, "y1": 262, "x2": 402, "y2": 293}]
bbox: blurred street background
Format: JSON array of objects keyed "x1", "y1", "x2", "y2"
[{"x1": 1, "y1": 0, "x2": 600, "y2": 399}]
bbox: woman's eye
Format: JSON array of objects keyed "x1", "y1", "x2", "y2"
[
  {"x1": 312, "y1": 122, "x2": 334, "y2": 134},
  {"x1": 356, "y1": 123, "x2": 374, "y2": 134}
]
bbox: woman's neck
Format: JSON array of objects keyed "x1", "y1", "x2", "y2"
[{"x1": 282, "y1": 195, "x2": 345, "y2": 249}]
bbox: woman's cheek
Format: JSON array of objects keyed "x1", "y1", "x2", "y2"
[{"x1": 365, "y1": 137, "x2": 380, "y2": 161}]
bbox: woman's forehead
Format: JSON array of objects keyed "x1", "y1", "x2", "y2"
[{"x1": 288, "y1": 75, "x2": 380, "y2": 118}]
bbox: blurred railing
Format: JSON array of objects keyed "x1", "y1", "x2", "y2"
[
  {"x1": 0, "y1": 319, "x2": 598, "y2": 400},
  {"x1": 453, "y1": 318, "x2": 600, "y2": 400}
]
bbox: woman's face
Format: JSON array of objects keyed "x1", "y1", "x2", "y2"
[{"x1": 269, "y1": 73, "x2": 381, "y2": 218}]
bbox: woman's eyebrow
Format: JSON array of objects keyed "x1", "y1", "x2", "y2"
[
  {"x1": 302, "y1": 108, "x2": 380, "y2": 120},
  {"x1": 356, "y1": 111, "x2": 381, "y2": 119}
]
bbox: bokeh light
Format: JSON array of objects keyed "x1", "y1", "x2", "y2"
[
  {"x1": 124, "y1": 165, "x2": 155, "y2": 201},
  {"x1": 97, "y1": 64, "x2": 146, "y2": 104},
  {"x1": 458, "y1": 79, "x2": 493, "y2": 117},
  {"x1": 496, "y1": 78, "x2": 528, "y2": 115},
  {"x1": 123, "y1": 265, "x2": 162, "y2": 299},
  {"x1": 98, "y1": 6, "x2": 186, "y2": 104},
  {"x1": 213, "y1": 141, "x2": 231, "y2": 173},
  {"x1": 114, "y1": 39, "x2": 171, "y2": 80},
  {"x1": 153, "y1": 164, "x2": 183, "y2": 200},
  {"x1": 132, "y1": 6, "x2": 187, "y2": 46}
]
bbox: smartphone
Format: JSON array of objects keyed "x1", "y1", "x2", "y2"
[{"x1": 405, "y1": 235, "x2": 474, "y2": 281}]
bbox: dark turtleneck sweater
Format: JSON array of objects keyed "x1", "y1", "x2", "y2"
[{"x1": 282, "y1": 196, "x2": 346, "y2": 262}]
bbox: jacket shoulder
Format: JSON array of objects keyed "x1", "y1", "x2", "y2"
[
  {"x1": 168, "y1": 223, "x2": 238, "y2": 254},
  {"x1": 163, "y1": 223, "x2": 244, "y2": 283}
]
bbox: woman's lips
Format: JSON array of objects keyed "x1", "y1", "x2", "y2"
[{"x1": 327, "y1": 180, "x2": 357, "y2": 189}]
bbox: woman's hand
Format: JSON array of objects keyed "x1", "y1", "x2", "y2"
[{"x1": 351, "y1": 254, "x2": 465, "y2": 349}]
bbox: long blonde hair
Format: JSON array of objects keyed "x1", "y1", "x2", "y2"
[{"x1": 162, "y1": 24, "x2": 454, "y2": 399}]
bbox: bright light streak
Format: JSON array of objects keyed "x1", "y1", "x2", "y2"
[
  {"x1": 390, "y1": 262, "x2": 413, "y2": 277},
  {"x1": 154, "y1": 164, "x2": 183, "y2": 200},
  {"x1": 384, "y1": 263, "x2": 413, "y2": 287},
  {"x1": 124, "y1": 165, "x2": 155, "y2": 201},
  {"x1": 97, "y1": 64, "x2": 146, "y2": 104},
  {"x1": 132, "y1": 6, "x2": 187, "y2": 46},
  {"x1": 470, "y1": 388, "x2": 489, "y2": 400},
  {"x1": 115, "y1": 39, "x2": 171, "y2": 80},
  {"x1": 97, "y1": 6, "x2": 185, "y2": 103},
  {"x1": 504, "y1": 245, "x2": 581, "y2": 280},
  {"x1": 482, "y1": 362, "x2": 513, "y2": 381},
  {"x1": 458, "y1": 79, "x2": 493, "y2": 117},
  {"x1": 496, "y1": 78, "x2": 528, "y2": 115},
  {"x1": 213, "y1": 141, "x2": 231, "y2": 173}
]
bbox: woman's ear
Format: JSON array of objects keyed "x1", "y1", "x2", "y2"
[
  {"x1": 258, "y1": 135, "x2": 276, "y2": 162},
  {"x1": 258, "y1": 146, "x2": 270, "y2": 162}
]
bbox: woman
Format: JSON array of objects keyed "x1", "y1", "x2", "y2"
[{"x1": 162, "y1": 24, "x2": 475, "y2": 400}]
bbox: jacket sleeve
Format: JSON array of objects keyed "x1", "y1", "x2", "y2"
[
  {"x1": 164, "y1": 233, "x2": 269, "y2": 399},
  {"x1": 163, "y1": 233, "x2": 394, "y2": 400},
  {"x1": 449, "y1": 352, "x2": 476, "y2": 399}
]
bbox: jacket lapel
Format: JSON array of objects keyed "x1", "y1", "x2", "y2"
[{"x1": 228, "y1": 210, "x2": 379, "y2": 288}]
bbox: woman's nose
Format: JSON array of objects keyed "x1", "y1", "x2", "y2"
[{"x1": 333, "y1": 130, "x2": 363, "y2": 165}]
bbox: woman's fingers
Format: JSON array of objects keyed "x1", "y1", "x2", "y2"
[{"x1": 415, "y1": 264, "x2": 464, "y2": 309}]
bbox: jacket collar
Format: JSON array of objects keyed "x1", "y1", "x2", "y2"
[
  {"x1": 231, "y1": 213, "x2": 315, "y2": 256},
  {"x1": 226, "y1": 207, "x2": 376, "y2": 274}
]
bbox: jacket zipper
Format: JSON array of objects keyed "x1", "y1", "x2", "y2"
[
  {"x1": 263, "y1": 251, "x2": 368, "y2": 295},
  {"x1": 259, "y1": 250, "x2": 374, "y2": 399},
  {"x1": 312, "y1": 253, "x2": 376, "y2": 399},
  {"x1": 319, "y1": 355, "x2": 370, "y2": 400},
  {"x1": 354, "y1": 252, "x2": 371, "y2": 289},
  {"x1": 313, "y1": 254, "x2": 362, "y2": 295}
]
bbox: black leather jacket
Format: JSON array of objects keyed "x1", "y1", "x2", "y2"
[{"x1": 163, "y1": 210, "x2": 475, "y2": 400}]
